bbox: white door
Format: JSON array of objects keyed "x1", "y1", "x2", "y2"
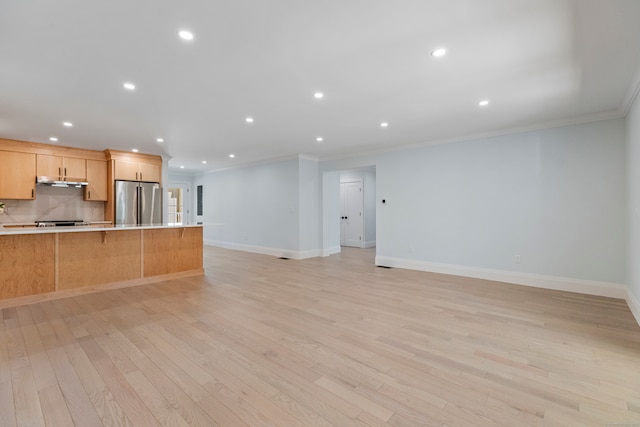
[{"x1": 340, "y1": 180, "x2": 363, "y2": 247}]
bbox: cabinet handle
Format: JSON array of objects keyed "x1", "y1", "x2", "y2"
[
  {"x1": 58, "y1": 167, "x2": 62, "y2": 177},
  {"x1": 31, "y1": 188, "x2": 34, "y2": 198},
  {"x1": 88, "y1": 190, "x2": 91, "y2": 199},
  {"x1": 64, "y1": 167, "x2": 67, "y2": 177}
]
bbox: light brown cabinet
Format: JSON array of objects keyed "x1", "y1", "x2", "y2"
[
  {"x1": 0, "y1": 226, "x2": 203, "y2": 302},
  {"x1": 85, "y1": 159, "x2": 108, "y2": 201},
  {"x1": 37, "y1": 154, "x2": 86, "y2": 181},
  {"x1": 0, "y1": 233, "x2": 55, "y2": 299},
  {"x1": 114, "y1": 159, "x2": 161, "y2": 182},
  {"x1": 0, "y1": 150, "x2": 36, "y2": 199}
]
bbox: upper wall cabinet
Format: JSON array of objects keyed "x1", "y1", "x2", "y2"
[
  {"x1": 37, "y1": 154, "x2": 86, "y2": 182},
  {"x1": 113, "y1": 159, "x2": 161, "y2": 182},
  {"x1": 0, "y1": 150, "x2": 36, "y2": 199},
  {"x1": 85, "y1": 159, "x2": 108, "y2": 201}
]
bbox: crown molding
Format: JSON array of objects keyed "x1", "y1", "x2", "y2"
[
  {"x1": 622, "y1": 68, "x2": 640, "y2": 116},
  {"x1": 320, "y1": 111, "x2": 626, "y2": 164}
]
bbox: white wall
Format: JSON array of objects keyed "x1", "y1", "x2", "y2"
[
  {"x1": 298, "y1": 158, "x2": 320, "y2": 253},
  {"x1": 627, "y1": 93, "x2": 640, "y2": 320},
  {"x1": 190, "y1": 156, "x2": 326, "y2": 258},
  {"x1": 323, "y1": 119, "x2": 627, "y2": 294},
  {"x1": 363, "y1": 169, "x2": 376, "y2": 246},
  {"x1": 322, "y1": 171, "x2": 341, "y2": 254},
  {"x1": 183, "y1": 118, "x2": 629, "y2": 302},
  {"x1": 193, "y1": 159, "x2": 300, "y2": 253},
  {"x1": 376, "y1": 119, "x2": 626, "y2": 284}
]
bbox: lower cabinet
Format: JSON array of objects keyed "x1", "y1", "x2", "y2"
[
  {"x1": 0, "y1": 227, "x2": 203, "y2": 302},
  {"x1": 0, "y1": 234, "x2": 55, "y2": 299},
  {"x1": 58, "y1": 230, "x2": 142, "y2": 290},
  {"x1": 143, "y1": 227, "x2": 203, "y2": 277}
]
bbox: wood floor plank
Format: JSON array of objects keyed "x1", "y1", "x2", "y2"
[
  {"x1": 131, "y1": 354, "x2": 219, "y2": 427},
  {"x1": 47, "y1": 346, "x2": 105, "y2": 426},
  {"x1": 0, "y1": 379, "x2": 17, "y2": 427},
  {"x1": 38, "y1": 384, "x2": 75, "y2": 427},
  {"x1": 16, "y1": 307, "x2": 58, "y2": 392},
  {"x1": 91, "y1": 355, "x2": 161, "y2": 427},
  {"x1": 0, "y1": 320, "x2": 11, "y2": 383},
  {"x1": 124, "y1": 370, "x2": 190, "y2": 427},
  {"x1": 124, "y1": 330, "x2": 211, "y2": 403},
  {"x1": 66, "y1": 343, "x2": 134, "y2": 427},
  {"x1": 270, "y1": 391, "x2": 336, "y2": 427},
  {"x1": 11, "y1": 366, "x2": 45, "y2": 427},
  {"x1": 197, "y1": 394, "x2": 250, "y2": 427},
  {"x1": 315, "y1": 376, "x2": 394, "y2": 422},
  {"x1": 0, "y1": 246, "x2": 639, "y2": 426}
]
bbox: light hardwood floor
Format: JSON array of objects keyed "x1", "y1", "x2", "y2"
[{"x1": 1, "y1": 246, "x2": 640, "y2": 426}]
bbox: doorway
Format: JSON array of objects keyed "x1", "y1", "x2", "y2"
[
  {"x1": 167, "y1": 183, "x2": 190, "y2": 225},
  {"x1": 340, "y1": 180, "x2": 364, "y2": 247}
]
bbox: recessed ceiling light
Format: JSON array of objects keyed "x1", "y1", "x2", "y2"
[
  {"x1": 132, "y1": 148, "x2": 139, "y2": 153},
  {"x1": 123, "y1": 82, "x2": 136, "y2": 90},
  {"x1": 380, "y1": 122, "x2": 389, "y2": 128},
  {"x1": 202, "y1": 160, "x2": 207, "y2": 164},
  {"x1": 314, "y1": 92, "x2": 324, "y2": 99},
  {"x1": 316, "y1": 137, "x2": 323, "y2": 142},
  {"x1": 245, "y1": 117, "x2": 254, "y2": 123},
  {"x1": 478, "y1": 99, "x2": 490, "y2": 107},
  {"x1": 63, "y1": 122, "x2": 73, "y2": 127},
  {"x1": 178, "y1": 30, "x2": 194, "y2": 41},
  {"x1": 431, "y1": 48, "x2": 447, "y2": 57},
  {"x1": 156, "y1": 138, "x2": 164, "y2": 143},
  {"x1": 180, "y1": 165, "x2": 185, "y2": 169},
  {"x1": 229, "y1": 154, "x2": 235, "y2": 158},
  {"x1": 49, "y1": 137, "x2": 58, "y2": 142}
]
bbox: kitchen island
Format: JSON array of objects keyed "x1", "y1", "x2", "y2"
[{"x1": 0, "y1": 224, "x2": 203, "y2": 307}]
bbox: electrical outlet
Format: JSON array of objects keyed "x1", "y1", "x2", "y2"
[{"x1": 514, "y1": 254, "x2": 522, "y2": 264}]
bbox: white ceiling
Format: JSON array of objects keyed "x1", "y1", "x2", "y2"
[{"x1": 1, "y1": 0, "x2": 640, "y2": 172}]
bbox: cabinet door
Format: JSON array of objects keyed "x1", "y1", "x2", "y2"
[
  {"x1": 85, "y1": 160, "x2": 108, "y2": 201},
  {"x1": 114, "y1": 160, "x2": 139, "y2": 181},
  {"x1": 63, "y1": 157, "x2": 86, "y2": 181},
  {"x1": 0, "y1": 151, "x2": 36, "y2": 199},
  {"x1": 36, "y1": 154, "x2": 63, "y2": 180},
  {"x1": 138, "y1": 162, "x2": 161, "y2": 182}
]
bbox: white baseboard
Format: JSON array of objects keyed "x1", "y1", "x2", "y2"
[
  {"x1": 323, "y1": 246, "x2": 341, "y2": 257},
  {"x1": 363, "y1": 240, "x2": 376, "y2": 249},
  {"x1": 375, "y1": 256, "x2": 628, "y2": 300},
  {"x1": 298, "y1": 249, "x2": 323, "y2": 259},
  {"x1": 205, "y1": 240, "x2": 327, "y2": 260},
  {"x1": 626, "y1": 289, "x2": 640, "y2": 327}
]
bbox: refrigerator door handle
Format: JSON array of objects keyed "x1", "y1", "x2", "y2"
[{"x1": 137, "y1": 184, "x2": 141, "y2": 225}]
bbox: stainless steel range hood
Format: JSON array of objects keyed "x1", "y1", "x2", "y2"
[{"x1": 36, "y1": 176, "x2": 88, "y2": 187}]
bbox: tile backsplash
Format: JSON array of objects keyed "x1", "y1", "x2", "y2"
[{"x1": 0, "y1": 185, "x2": 105, "y2": 224}]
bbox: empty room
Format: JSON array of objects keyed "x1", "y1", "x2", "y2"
[{"x1": 1, "y1": 1, "x2": 640, "y2": 426}]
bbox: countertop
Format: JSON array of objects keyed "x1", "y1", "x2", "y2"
[{"x1": 0, "y1": 223, "x2": 203, "y2": 236}]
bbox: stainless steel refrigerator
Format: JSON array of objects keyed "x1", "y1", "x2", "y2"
[{"x1": 115, "y1": 181, "x2": 162, "y2": 225}]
